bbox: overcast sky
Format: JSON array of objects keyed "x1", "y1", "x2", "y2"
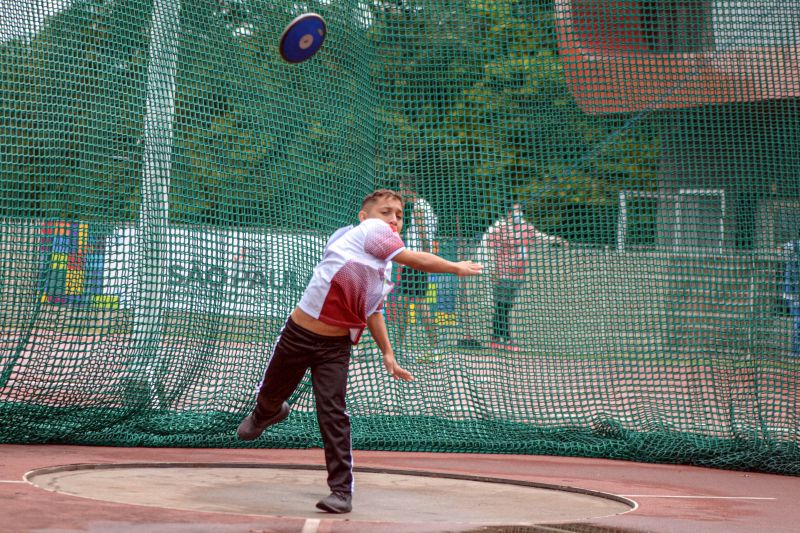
[
  {"x1": 2, "y1": 0, "x2": 797, "y2": 47},
  {"x1": 0, "y1": 0, "x2": 71, "y2": 41}
]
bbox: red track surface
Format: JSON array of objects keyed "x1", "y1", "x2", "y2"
[{"x1": 1, "y1": 444, "x2": 799, "y2": 532}]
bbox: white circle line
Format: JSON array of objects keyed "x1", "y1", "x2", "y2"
[
  {"x1": 301, "y1": 518, "x2": 321, "y2": 533},
  {"x1": 622, "y1": 495, "x2": 776, "y2": 500}
]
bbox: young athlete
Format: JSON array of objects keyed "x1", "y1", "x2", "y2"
[
  {"x1": 236, "y1": 189, "x2": 482, "y2": 514},
  {"x1": 393, "y1": 183, "x2": 440, "y2": 359}
]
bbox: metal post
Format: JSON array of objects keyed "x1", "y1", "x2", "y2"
[{"x1": 131, "y1": 0, "x2": 180, "y2": 408}]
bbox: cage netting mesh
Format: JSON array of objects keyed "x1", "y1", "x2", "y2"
[{"x1": 1, "y1": 0, "x2": 799, "y2": 474}]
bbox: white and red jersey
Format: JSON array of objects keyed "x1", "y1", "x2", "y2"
[
  {"x1": 298, "y1": 218, "x2": 405, "y2": 344},
  {"x1": 486, "y1": 218, "x2": 562, "y2": 281}
]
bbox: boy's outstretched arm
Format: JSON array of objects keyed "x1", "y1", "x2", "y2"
[
  {"x1": 393, "y1": 249, "x2": 482, "y2": 277},
  {"x1": 366, "y1": 312, "x2": 414, "y2": 382}
]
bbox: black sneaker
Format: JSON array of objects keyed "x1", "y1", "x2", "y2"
[
  {"x1": 315, "y1": 491, "x2": 352, "y2": 513},
  {"x1": 236, "y1": 402, "x2": 290, "y2": 441}
]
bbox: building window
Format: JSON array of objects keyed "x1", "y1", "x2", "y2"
[
  {"x1": 572, "y1": 0, "x2": 713, "y2": 54},
  {"x1": 616, "y1": 189, "x2": 659, "y2": 250},
  {"x1": 617, "y1": 189, "x2": 725, "y2": 253},
  {"x1": 712, "y1": 0, "x2": 800, "y2": 50}
]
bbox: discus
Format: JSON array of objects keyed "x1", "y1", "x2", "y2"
[{"x1": 279, "y1": 13, "x2": 326, "y2": 63}]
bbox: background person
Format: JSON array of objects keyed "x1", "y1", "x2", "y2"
[
  {"x1": 486, "y1": 202, "x2": 567, "y2": 351},
  {"x1": 393, "y1": 182, "x2": 440, "y2": 359},
  {"x1": 782, "y1": 239, "x2": 800, "y2": 355}
]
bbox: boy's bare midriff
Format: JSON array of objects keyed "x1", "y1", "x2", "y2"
[{"x1": 290, "y1": 307, "x2": 351, "y2": 337}]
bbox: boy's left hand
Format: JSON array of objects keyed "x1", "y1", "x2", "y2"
[{"x1": 383, "y1": 353, "x2": 414, "y2": 381}]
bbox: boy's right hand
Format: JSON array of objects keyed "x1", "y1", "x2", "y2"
[
  {"x1": 383, "y1": 353, "x2": 414, "y2": 381},
  {"x1": 453, "y1": 260, "x2": 483, "y2": 277}
]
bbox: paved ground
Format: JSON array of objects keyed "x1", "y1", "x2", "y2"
[
  {"x1": 2, "y1": 444, "x2": 799, "y2": 532},
  {"x1": 26, "y1": 465, "x2": 632, "y2": 525}
]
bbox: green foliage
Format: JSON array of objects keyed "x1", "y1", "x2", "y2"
[
  {"x1": 369, "y1": 0, "x2": 660, "y2": 240},
  {"x1": 169, "y1": 0, "x2": 377, "y2": 230},
  {"x1": 0, "y1": 0, "x2": 151, "y2": 221},
  {"x1": 0, "y1": 0, "x2": 660, "y2": 241}
]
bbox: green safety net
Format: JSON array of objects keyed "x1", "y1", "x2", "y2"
[{"x1": 1, "y1": 0, "x2": 799, "y2": 475}]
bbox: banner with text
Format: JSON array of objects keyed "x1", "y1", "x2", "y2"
[{"x1": 103, "y1": 226, "x2": 325, "y2": 317}]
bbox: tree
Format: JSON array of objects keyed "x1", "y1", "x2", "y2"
[
  {"x1": 368, "y1": 0, "x2": 660, "y2": 242},
  {"x1": 0, "y1": 0, "x2": 659, "y2": 241},
  {"x1": 0, "y1": 0, "x2": 150, "y2": 221}
]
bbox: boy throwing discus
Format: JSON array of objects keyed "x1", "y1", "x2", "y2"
[{"x1": 237, "y1": 189, "x2": 482, "y2": 514}]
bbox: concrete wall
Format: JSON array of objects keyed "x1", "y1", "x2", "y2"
[
  {"x1": 458, "y1": 246, "x2": 791, "y2": 357},
  {"x1": 1, "y1": 220, "x2": 793, "y2": 359}
]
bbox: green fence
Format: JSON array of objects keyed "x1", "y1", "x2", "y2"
[{"x1": 1, "y1": 0, "x2": 799, "y2": 474}]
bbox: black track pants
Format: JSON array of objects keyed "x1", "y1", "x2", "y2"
[{"x1": 254, "y1": 317, "x2": 354, "y2": 493}]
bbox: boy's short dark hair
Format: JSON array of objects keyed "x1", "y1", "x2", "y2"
[{"x1": 362, "y1": 189, "x2": 402, "y2": 210}]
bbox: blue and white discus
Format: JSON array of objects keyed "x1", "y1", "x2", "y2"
[{"x1": 279, "y1": 13, "x2": 327, "y2": 64}]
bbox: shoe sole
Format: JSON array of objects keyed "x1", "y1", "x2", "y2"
[
  {"x1": 315, "y1": 501, "x2": 352, "y2": 513},
  {"x1": 237, "y1": 402, "x2": 290, "y2": 441}
]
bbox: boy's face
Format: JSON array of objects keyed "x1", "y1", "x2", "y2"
[{"x1": 359, "y1": 196, "x2": 404, "y2": 233}]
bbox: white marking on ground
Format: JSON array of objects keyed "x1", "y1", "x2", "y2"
[
  {"x1": 301, "y1": 518, "x2": 320, "y2": 533},
  {"x1": 622, "y1": 495, "x2": 775, "y2": 500}
]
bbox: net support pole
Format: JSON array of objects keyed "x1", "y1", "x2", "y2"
[{"x1": 132, "y1": 0, "x2": 180, "y2": 408}]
